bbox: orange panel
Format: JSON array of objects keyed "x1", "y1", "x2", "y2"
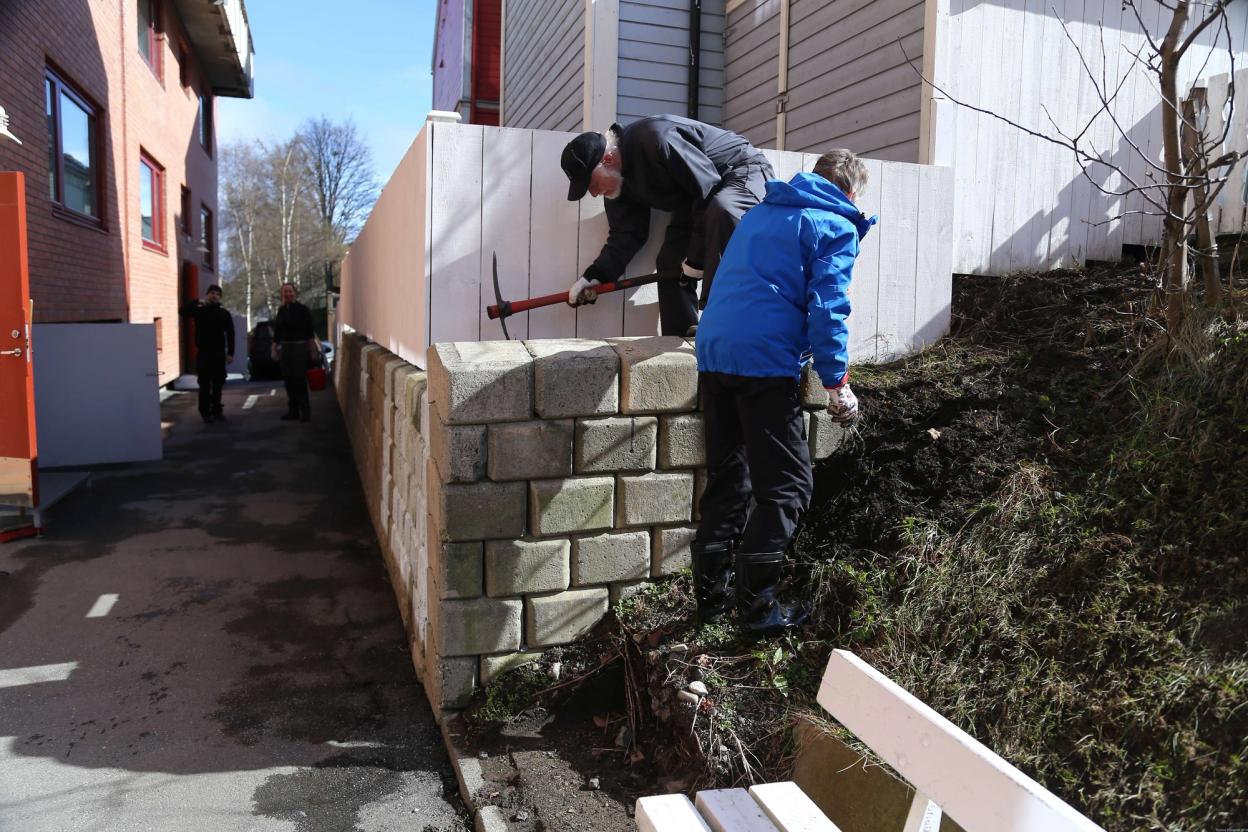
[{"x1": 0, "y1": 173, "x2": 37, "y2": 505}]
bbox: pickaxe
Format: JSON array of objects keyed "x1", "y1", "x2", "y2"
[{"x1": 487, "y1": 253, "x2": 677, "y2": 339}]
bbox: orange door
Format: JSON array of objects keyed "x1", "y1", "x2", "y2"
[{"x1": 0, "y1": 173, "x2": 37, "y2": 507}]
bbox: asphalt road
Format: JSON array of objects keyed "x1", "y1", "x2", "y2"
[{"x1": 0, "y1": 382, "x2": 468, "y2": 832}]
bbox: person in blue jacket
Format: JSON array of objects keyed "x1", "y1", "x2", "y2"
[{"x1": 692, "y1": 149, "x2": 875, "y2": 635}]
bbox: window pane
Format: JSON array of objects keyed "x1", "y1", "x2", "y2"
[
  {"x1": 140, "y1": 162, "x2": 154, "y2": 242},
  {"x1": 46, "y1": 79, "x2": 57, "y2": 201},
  {"x1": 201, "y1": 207, "x2": 213, "y2": 267},
  {"x1": 137, "y1": 0, "x2": 152, "y2": 61},
  {"x1": 198, "y1": 95, "x2": 207, "y2": 148},
  {"x1": 59, "y1": 91, "x2": 95, "y2": 217}
]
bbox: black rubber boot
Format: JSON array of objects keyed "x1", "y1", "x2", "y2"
[
  {"x1": 736, "y1": 551, "x2": 810, "y2": 636},
  {"x1": 691, "y1": 540, "x2": 735, "y2": 623}
]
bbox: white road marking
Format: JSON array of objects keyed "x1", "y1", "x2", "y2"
[
  {"x1": 86, "y1": 594, "x2": 119, "y2": 618},
  {"x1": 242, "y1": 395, "x2": 260, "y2": 410},
  {"x1": 0, "y1": 662, "x2": 79, "y2": 689}
]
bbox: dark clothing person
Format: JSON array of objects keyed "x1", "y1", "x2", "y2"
[
  {"x1": 692, "y1": 170, "x2": 874, "y2": 635},
  {"x1": 274, "y1": 301, "x2": 315, "y2": 421},
  {"x1": 181, "y1": 299, "x2": 235, "y2": 421},
  {"x1": 274, "y1": 300, "x2": 315, "y2": 343},
  {"x1": 578, "y1": 116, "x2": 772, "y2": 336},
  {"x1": 696, "y1": 373, "x2": 814, "y2": 554}
]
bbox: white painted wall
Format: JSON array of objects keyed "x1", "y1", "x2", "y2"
[
  {"x1": 32, "y1": 324, "x2": 162, "y2": 468},
  {"x1": 340, "y1": 121, "x2": 955, "y2": 367},
  {"x1": 433, "y1": 0, "x2": 471, "y2": 116},
  {"x1": 338, "y1": 126, "x2": 431, "y2": 368},
  {"x1": 924, "y1": 0, "x2": 1248, "y2": 273}
]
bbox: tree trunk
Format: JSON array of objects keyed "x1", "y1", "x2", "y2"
[
  {"x1": 1181, "y1": 92, "x2": 1223, "y2": 306},
  {"x1": 1159, "y1": 0, "x2": 1192, "y2": 340}
]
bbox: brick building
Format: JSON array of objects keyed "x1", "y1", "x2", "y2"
[{"x1": 0, "y1": 0, "x2": 253, "y2": 383}]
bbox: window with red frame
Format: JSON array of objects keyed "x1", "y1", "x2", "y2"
[
  {"x1": 45, "y1": 69, "x2": 102, "y2": 221},
  {"x1": 137, "y1": 0, "x2": 162, "y2": 80},
  {"x1": 181, "y1": 186, "x2": 192, "y2": 237},
  {"x1": 178, "y1": 40, "x2": 191, "y2": 88},
  {"x1": 200, "y1": 204, "x2": 215, "y2": 270},
  {"x1": 139, "y1": 152, "x2": 165, "y2": 250},
  {"x1": 198, "y1": 91, "x2": 213, "y2": 156}
]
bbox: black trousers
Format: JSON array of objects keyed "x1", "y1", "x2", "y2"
[
  {"x1": 196, "y1": 355, "x2": 226, "y2": 417},
  {"x1": 694, "y1": 372, "x2": 813, "y2": 554},
  {"x1": 279, "y1": 341, "x2": 311, "y2": 417},
  {"x1": 656, "y1": 162, "x2": 772, "y2": 337}
]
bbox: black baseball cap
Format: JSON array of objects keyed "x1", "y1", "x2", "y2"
[{"x1": 561, "y1": 131, "x2": 607, "y2": 201}]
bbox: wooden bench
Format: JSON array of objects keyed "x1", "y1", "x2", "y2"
[{"x1": 636, "y1": 649, "x2": 1106, "y2": 832}]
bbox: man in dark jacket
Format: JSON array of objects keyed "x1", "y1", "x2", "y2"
[
  {"x1": 181, "y1": 284, "x2": 234, "y2": 424},
  {"x1": 560, "y1": 116, "x2": 773, "y2": 336},
  {"x1": 693, "y1": 149, "x2": 873, "y2": 635},
  {"x1": 273, "y1": 282, "x2": 317, "y2": 422}
]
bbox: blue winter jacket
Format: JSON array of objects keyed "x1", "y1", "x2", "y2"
[{"x1": 695, "y1": 173, "x2": 875, "y2": 386}]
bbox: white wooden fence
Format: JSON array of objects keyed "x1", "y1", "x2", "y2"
[
  {"x1": 924, "y1": 0, "x2": 1248, "y2": 274},
  {"x1": 339, "y1": 118, "x2": 954, "y2": 368},
  {"x1": 1204, "y1": 67, "x2": 1248, "y2": 236}
]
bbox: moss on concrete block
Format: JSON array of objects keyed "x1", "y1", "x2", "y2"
[
  {"x1": 485, "y1": 538, "x2": 571, "y2": 596},
  {"x1": 528, "y1": 476, "x2": 614, "y2": 536},
  {"x1": 575, "y1": 416, "x2": 657, "y2": 473}
]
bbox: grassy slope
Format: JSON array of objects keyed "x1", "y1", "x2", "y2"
[{"x1": 615, "y1": 267, "x2": 1247, "y2": 831}]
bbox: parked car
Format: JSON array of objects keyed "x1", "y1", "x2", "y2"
[
  {"x1": 319, "y1": 340, "x2": 334, "y2": 374},
  {"x1": 247, "y1": 320, "x2": 334, "y2": 381},
  {"x1": 247, "y1": 321, "x2": 282, "y2": 380}
]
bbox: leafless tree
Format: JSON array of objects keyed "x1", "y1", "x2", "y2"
[
  {"x1": 905, "y1": 0, "x2": 1242, "y2": 341},
  {"x1": 299, "y1": 117, "x2": 377, "y2": 289},
  {"x1": 220, "y1": 142, "x2": 266, "y2": 331},
  {"x1": 220, "y1": 137, "x2": 327, "y2": 324}
]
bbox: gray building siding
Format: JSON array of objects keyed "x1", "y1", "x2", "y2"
[
  {"x1": 616, "y1": 0, "x2": 726, "y2": 127},
  {"x1": 504, "y1": 0, "x2": 585, "y2": 130},
  {"x1": 723, "y1": 0, "x2": 923, "y2": 160},
  {"x1": 723, "y1": 0, "x2": 781, "y2": 147},
  {"x1": 785, "y1": 0, "x2": 924, "y2": 160}
]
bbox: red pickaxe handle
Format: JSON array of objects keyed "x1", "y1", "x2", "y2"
[{"x1": 487, "y1": 272, "x2": 673, "y2": 320}]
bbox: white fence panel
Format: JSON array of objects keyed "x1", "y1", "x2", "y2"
[
  {"x1": 340, "y1": 121, "x2": 953, "y2": 368},
  {"x1": 33, "y1": 324, "x2": 162, "y2": 468}
]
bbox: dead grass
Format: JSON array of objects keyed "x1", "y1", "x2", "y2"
[{"x1": 612, "y1": 265, "x2": 1247, "y2": 831}]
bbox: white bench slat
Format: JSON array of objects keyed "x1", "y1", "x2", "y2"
[
  {"x1": 902, "y1": 790, "x2": 943, "y2": 832},
  {"x1": 636, "y1": 793, "x2": 713, "y2": 832},
  {"x1": 695, "y1": 788, "x2": 782, "y2": 832},
  {"x1": 747, "y1": 782, "x2": 843, "y2": 832},
  {"x1": 817, "y1": 650, "x2": 1105, "y2": 832}
]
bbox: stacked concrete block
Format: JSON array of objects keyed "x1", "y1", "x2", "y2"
[
  {"x1": 335, "y1": 334, "x2": 852, "y2": 716},
  {"x1": 334, "y1": 332, "x2": 435, "y2": 686}
]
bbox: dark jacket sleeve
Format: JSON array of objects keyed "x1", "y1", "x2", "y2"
[
  {"x1": 662, "y1": 131, "x2": 723, "y2": 269},
  {"x1": 224, "y1": 310, "x2": 235, "y2": 355},
  {"x1": 179, "y1": 299, "x2": 203, "y2": 317},
  {"x1": 584, "y1": 195, "x2": 652, "y2": 284}
]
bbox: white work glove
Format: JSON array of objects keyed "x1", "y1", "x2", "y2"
[
  {"x1": 826, "y1": 383, "x2": 859, "y2": 422},
  {"x1": 567, "y1": 276, "x2": 601, "y2": 306},
  {"x1": 681, "y1": 259, "x2": 704, "y2": 280}
]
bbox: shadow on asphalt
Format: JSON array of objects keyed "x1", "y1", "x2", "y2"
[{"x1": 0, "y1": 382, "x2": 466, "y2": 830}]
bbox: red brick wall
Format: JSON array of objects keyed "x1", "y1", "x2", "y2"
[{"x1": 0, "y1": 0, "x2": 221, "y2": 384}]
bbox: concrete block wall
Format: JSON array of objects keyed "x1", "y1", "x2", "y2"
[{"x1": 336, "y1": 332, "x2": 847, "y2": 714}]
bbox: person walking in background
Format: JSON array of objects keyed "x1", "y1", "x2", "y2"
[
  {"x1": 181, "y1": 284, "x2": 234, "y2": 424},
  {"x1": 559, "y1": 115, "x2": 773, "y2": 336},
  {"x1": 691, "y1": 149, "x2": 874, "y2": 636},
  {"x1": 273, "y1": 282, "x2": 317, "y2": 422}
]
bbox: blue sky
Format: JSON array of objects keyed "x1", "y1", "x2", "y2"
[{"x1": 218, "y1": 0, "x2": 435, "y2": 183}]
